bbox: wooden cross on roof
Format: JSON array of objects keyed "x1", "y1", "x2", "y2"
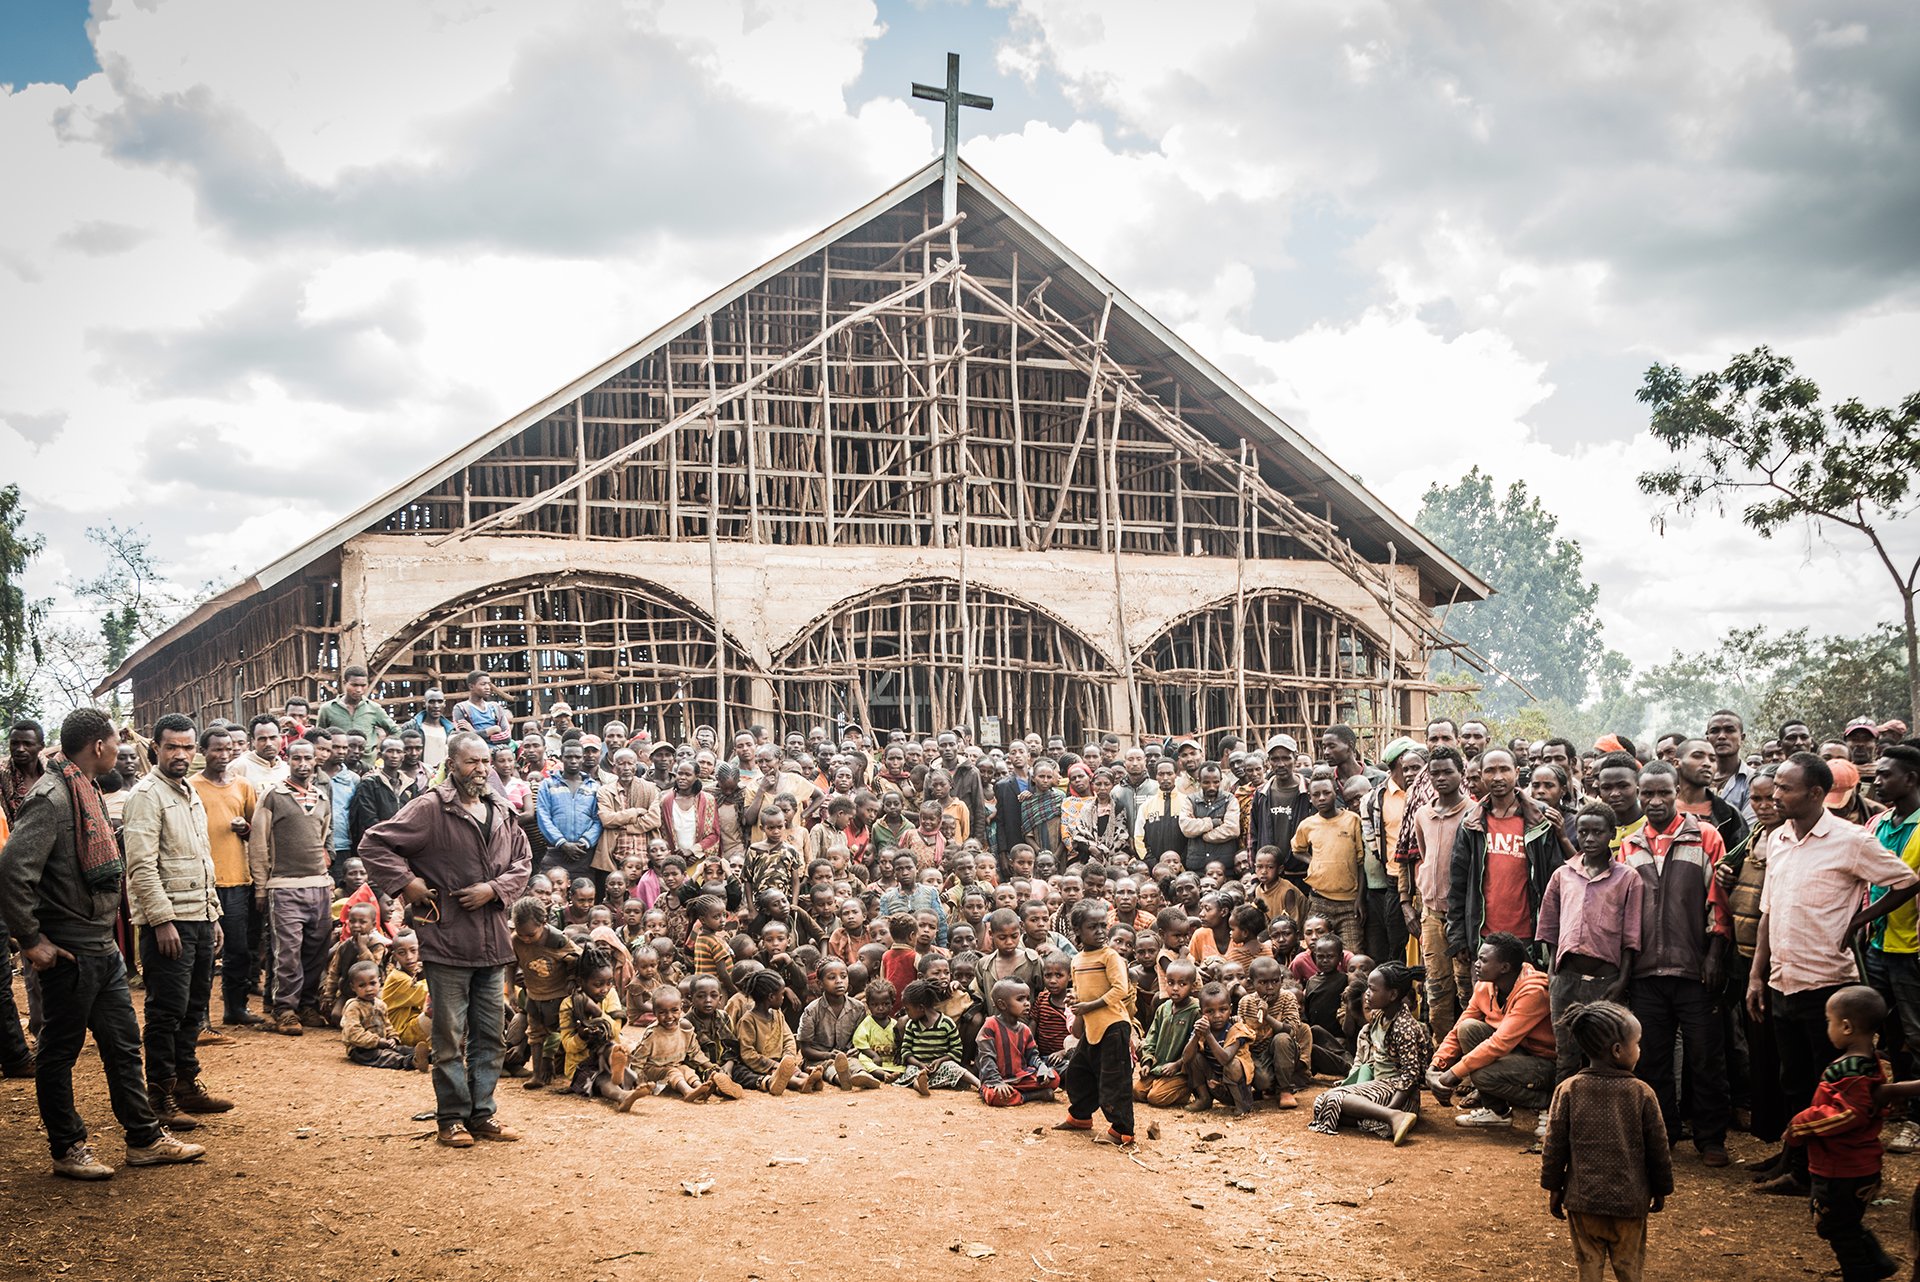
[{"x1": 912, "y1": 52, "x2": 993, "y2": 223}]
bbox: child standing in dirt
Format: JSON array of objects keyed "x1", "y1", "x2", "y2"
[
  {"x1": 512, "y1": 896, "x2": 580, "y2": 1089},
  {"x1": 1541, "y1": 1000, "x2": 1671, "y2": 1282}
]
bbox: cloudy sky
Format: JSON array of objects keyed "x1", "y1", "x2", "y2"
[{"x1": 3, "y1": 0, "x2": 1916, "y2": 674}]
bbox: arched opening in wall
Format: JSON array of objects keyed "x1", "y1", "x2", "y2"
[
  {"x1": 1133, "y1": 590, "x2": 1392, "y2": 748},
  {"x1": 369, "y1": 574, "x2": 758, "y2": 742},
  {"x1": 774, "y1": 577, "x2": 1114, "y2": 742}
]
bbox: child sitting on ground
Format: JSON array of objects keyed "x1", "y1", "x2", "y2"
[
  {"x1": 1183, "y1": 982, "x2": 1240, "y2": 1114},
  {"x1": 512, "y1": 895, "x2": 582, "y2": 1089},
  {"x1": 1136, "y1": 959, "x2": 1202, "y2": 1109},
  {"x1": 380, "y1": 930, "x2": 428, "y2": 1049},
  {"x1": 559, "y1": 940, "x2": 641, "y2": 1108},
  {"x1": 624, "y1": 946, "x2": 661, "y2": 1030},
  {"x1": 734, "y1": 968, "x2": 816, "y2": 1095},
  {"x1": 1542, "y1": 1000, "x2": 1671, "y2": 1282},
  {"x1": 1244, "y1": 955, "x2": 1308, "y2": 1107},
  {"x1": 851, "y1": 978, "x2": 905, "y2": 1085},
  {"x1": 320, "y1": 900, "x2": 390, "y2": 1026},
  {"x1": 621, "y1": 984, "x2": 739, "y2": 1108},
  {"x1": 340, "y1": 961, "x2": 427, "y2": 1072},
  {"x1": 977, "y1": 979, "x2": 1058, "y2": 1106},
  {"x1": 685, "y1": 973, "x2": 742, "y2": 1093},
  {"x1": 1309, "y1": 960, "x2": 1429, "y2": 1144},
  {"x1": 898, "y1": 978, "x2": 977, "y2": 1097}
]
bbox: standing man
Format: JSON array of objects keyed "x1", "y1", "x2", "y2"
[
  {"x1": 1402, "y1": 746, "x2": 1471, "y2": 1036},
  {"x1": 1447, "y1": 749, "x2": 1566, "y2": 966},
  {"x1": 1321, "y1": 724, "x2": 1385, "y2": 790},
  {"x1": 2, "y1": 718, "x2": 46, "y2": 822},
  {"x1": 1458, "y1": 720, "x2": 1490, "y2": 761},
  {"x1": 453, "y1": 670, "x2": 512, "y2": 747},
  {"x1": 1134, "y1": 758, "x2": 1192, "y2": 867},
  {"x1": 536, "y1": 739, "x2": 602, "y2": 886},
  {"x1": 315, "y1": 665, "x2": 399, "y2": 770},
  {"x1": 1360, "y1": 738, "x2": 1421, "y2": 963},
  {"x1": 938, "y1": 731, "x2": 987, "y2": 844},
  {"x1": 1706, "y1": 710, "x2": 1755, "y2": 821},
  {"x1": 0, "y1": 708, "x2": 205, "y2": 1179},
  {"x1": 1178, "y1": 764, "x2": 1240, "y2": 874},
  {"x1": 1778, "y1": 720, "x2": 1815, "y2": 758},
  {"x1": 231, "y1": 713, "x2": 288, "y2": 790},
  {"x1": 122, "y1": 714, "x2": 232, "y2": 1129},
  {"x1": 411, "y1": 689, "x2": 455, "y2": 774},
  {"x1": 1862, "y1": 747, "x2": 1920, "y2": 1153},
  {"x1": 993, "y1": 741, "x2": 1032, "y2": 861},
  {"x1": 1107, "y1": 746, "x2": 1152, "y2": 841},
  {"x1": 1622, "y1": 762, "x2": 1733, "y2": 1167},
  {"x1": 248, "y1": 739, "x2": 334, "y2": 1036},
  {"x1": 191, "y1": 725, "x2": 261, "y2": 1027},
  {"x1": 1746, "y1": 753, "x2": 1920, "y2": 1195},
  {"x1": 349, "y1": 736, "x2": 413, "y2": 852},
  {"x1": 359, "y1": 732, "x2": 532, "y2": 1148},
  {"x1": 1252, "y1": 735, "x2": 1309, "y2": 858},
  {"x1": 596, "y1": 748, "x2": 661, "y2": 875},
  {"x1": 322, "y1": 730, "x2": 359, "y2": 875}
]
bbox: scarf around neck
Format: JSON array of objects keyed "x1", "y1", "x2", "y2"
[{"x1": 55, "y1": 754, "x2": 123, "y2": 894}]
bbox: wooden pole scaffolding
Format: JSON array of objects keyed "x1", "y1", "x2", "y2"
[
  {"x1": 1234, "y1": 439, "x2": 1249, "y2": 733},
  {"x1": 702, "y1": 314, "x2": 728, "y2": 745}
]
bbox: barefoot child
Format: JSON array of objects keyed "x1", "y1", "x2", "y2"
[
  {"x1": 511, "y1": 896, "x2": 581, "y2": 1089},
  {"x1": 735, "y1": 969, "x2": 812, "y2": 1095},
  {"x1": 976, "y1": 980, "x2": 1058, "y2": 1106},
  {"x1": 1135, "y1": 960, "x2": 1202, "y2": 1109},
  {"x1": 1309, "y1": 960, "x2": 1430, "y2": 1144},
  {"x1": 1541, "y1": 1001, "x2": 1672, "y2": 1282},
  {"x1": 685, "y1": 973, "x2": 745, "y2": 1097},
  {"x1": 850, "y1": 978, "x2": 904, "y2": 1086},
  {"x1": 340, "y1": 961, "x2": 428, "y2": 1071},
  {"x1": 1055, "y1": 899, "x2": 1135, "y2": 1146},
  {"x1": 380, "y1": 931, "x2": 428, "y2": 1049},
  {"x1": 898, "y1": 978, "x2": 977, "y2": 1096},
  {"x1": 621, "y1": 985, "x2": 725, "y2": 1108},
  {"x1": 558, "y1": 942, "x2": 638, "y2": 1108}
]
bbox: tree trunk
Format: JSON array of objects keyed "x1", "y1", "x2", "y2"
[{"x1": 1904, "y1": 593, "x2": 1920, "y2": 730}]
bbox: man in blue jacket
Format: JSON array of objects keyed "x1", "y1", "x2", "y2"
[{"x1": 536, "y1": 740, "x2": 601, "y2": 887}]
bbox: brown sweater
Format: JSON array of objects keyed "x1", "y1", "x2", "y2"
[{"x1": 1541, "y1": 1065, "x2": 1673, "y2": 1218}]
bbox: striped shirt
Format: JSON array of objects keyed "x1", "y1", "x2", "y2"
[{"x1": 898, "y1": 1012, "x2": 963, "y2": 1067}]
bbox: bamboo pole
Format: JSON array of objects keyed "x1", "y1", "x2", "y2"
[
  {"x1": 702, "y1": 314, "x2": 728, "y2": 744},
  {"x1": 1036, "y1": 293, "x2": 1114, "y2": 550},
  {"x1": 819, "y1": 248, "x2": 836, "y2": 545},
  {"x1": 1234, "y1": 439, "x2": 1249, "y2": 733},
  {"x1": 439, "y1": 263, "x2": 960, "y2": 545}
]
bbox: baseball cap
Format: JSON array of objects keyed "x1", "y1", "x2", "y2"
[
  {"x1": 1844, "y1": 716, "x2": 1879, "y2": 739},
  {"x1": 1881, "y1": 719, "x2": 1910, "y2": 738},
  {"x1": 1825, "y1": 759, "x2": 1861, "y2": 807},
  {"x1": 1265, "y1": 733, "x2": 1299, "y2": 754},
  {"x1": 550, "y1": 702, "x2": 573, "y2": 716}
]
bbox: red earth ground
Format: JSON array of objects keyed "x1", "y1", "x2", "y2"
[{"x1": 0, "y1": 1018, "x2": 1910, "y2": 1282}]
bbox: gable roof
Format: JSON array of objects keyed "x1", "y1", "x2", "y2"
[{"x1": 99, "y1": 156, "x2": 1487, "y2": 694}]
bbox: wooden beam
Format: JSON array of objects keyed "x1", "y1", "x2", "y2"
[{"x1": 1036, "y1": 292, "x2": 1114, "y2": 550}]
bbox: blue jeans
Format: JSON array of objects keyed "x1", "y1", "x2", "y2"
[
  {"x1": 35, "y1": 949, "x2": 162, "y2": 1156},
  {"x1": 424, "y1": 963, "x2": 506, "y2": 1126},
  {"x1": 139, "y1": 919, "x2": 215, "y2": 1085},
  {"x1": 216, "y1": 885, "x2": 261, "y2": 1016}
]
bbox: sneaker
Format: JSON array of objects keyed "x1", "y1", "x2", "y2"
[
  {"x1": 1534, "y1": 1114, "x2": 1549, "y2": 1140},
  {"x1": 174, "y1": 1079, "x2": 235, "y2": 1114},
  {"x1": 52, "y1": 1141, "x2": 114, "y2": 1180},
  {"x1": 1886, "y1": 1121, "x2": 1920, "y2": 1155},
  {"x1": 269, "y1": 1010, "x2": 304, "y2": 1037},
  {"x1": 196, "y1": 1027, "x2": 233, "y2": 1047},
  {"x1": 125, "y1": 1130, "x2": 206, "y2": 1167},
  {"x1": 1455, "y1": 1107, "x2": 1513, "y2": 1129},
  {"x1": 1390, "y1": 1111, "x2": 1417, "y2": 1147},
  {"x1": 436, "y1": 1123, "x2": 474, "y2": 1149},
  {"x1": 849, "y1": 1070, "x2": 881, "y2": 1090}
]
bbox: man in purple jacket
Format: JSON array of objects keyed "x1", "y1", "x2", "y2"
[{"x1": 360, "y1": 731, "x2": 531, "y2": 1148}]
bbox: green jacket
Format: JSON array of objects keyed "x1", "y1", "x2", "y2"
[{"x1": 1140, "y1": 995, "x2": 1201, "y2": 1075}]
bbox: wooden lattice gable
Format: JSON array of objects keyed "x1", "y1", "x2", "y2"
[{"x1": 100, "y1": 158, "x2": 1487, "y2": 697}]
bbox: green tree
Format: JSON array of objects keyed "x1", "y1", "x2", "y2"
[
  {"x1": 1416, "y1": 467, "x2": 1605, "y2": 714},
  {"x1": 1637, "y1": 347, "x2": 1920, "y2": 724},
  {"x1": 1633, "y1": 623, "x2": 1907, "y2": 745},
  {"x1": 0, "y1": 484, "x2": 47, "y2": 723}
]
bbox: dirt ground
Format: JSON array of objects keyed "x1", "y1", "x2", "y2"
[{"x1": 0, "y1": 1019, "x2": 1911, "y2": 1282}]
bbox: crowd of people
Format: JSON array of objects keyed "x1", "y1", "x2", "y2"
[{"x1": 3, "y1": 667, "x2": 1920, "y2": 1281}]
